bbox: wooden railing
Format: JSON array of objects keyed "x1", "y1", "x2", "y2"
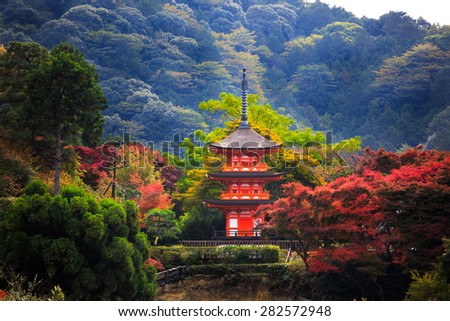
[
  {"x1": 220, "y1": 193, "x2": 270, "y2": 200},
  {"x1": 214, "y1": 230, "x2": 262, "y2": 237},
  {"x1": 180, "y1": 240, "x2": 299, "y2": 250},
  {"x1": 156, "y1": 266, "x2": 190, "y2": 287},
  {"x1": 222, "y1": 163, "x2": 268, "y2": 172}
]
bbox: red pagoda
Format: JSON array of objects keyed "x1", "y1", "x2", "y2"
[{"x1": 205, "y1": 69, "x2": 284, "y2": 237}]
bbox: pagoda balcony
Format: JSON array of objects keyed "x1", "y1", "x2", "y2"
[
  {"x1": 220, "y1": 193, "x2": 270, "y2": 200},
  {"x1": 213, "y1": 229, "x2": 262, "y2": 238},
  {"x1": 222, "y1": 163, "x2": 268, "y2": 172}
]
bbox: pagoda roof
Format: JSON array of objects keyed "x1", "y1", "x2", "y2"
[
  {"x1": 205, "y1": 199, "x2": 274, "y2": 208},
  {"x1": 207, "y1": 171, "x2": 284, "y2": 180},
  {"x1": 209, "y1": 125, "x2": 281, "y2": 150}
]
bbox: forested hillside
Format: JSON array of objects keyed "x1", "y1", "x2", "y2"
[
  {"x1": 1, "y1": 0, "x2": 450, "y2": 149},
  {"x1": 2, "y1": 1, "x2": 450, "y2": 303}
]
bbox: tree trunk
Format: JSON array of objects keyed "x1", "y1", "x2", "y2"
[{"x1": 54, "y1": 106, "x2": 62, "y2": 195}]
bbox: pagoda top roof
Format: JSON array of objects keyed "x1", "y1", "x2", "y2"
[
  {"x1": 210, "y1": 69, "x2": 281, "y2": 150},
  {"x1": 209, "y1": 126, "x2": 280, "y2": 150}
]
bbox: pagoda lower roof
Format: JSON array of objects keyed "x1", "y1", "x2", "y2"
[
  {"x1": 207, "y1": 172, "x2": 284, "y2": 180},
  {"x1": 205, "y1": 199, "x2": 274, "y2": 208}
]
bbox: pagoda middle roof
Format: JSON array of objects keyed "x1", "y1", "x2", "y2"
[
  {"x1": 207, "y1": 172, "x2": 284, "y2": 179},
  {"x1": 209, "y1": 126, "x2": 280, "y2": 149}
]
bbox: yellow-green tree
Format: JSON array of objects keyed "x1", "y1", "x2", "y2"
[{"x1": 406, "y1": 238, "x2": 450, "y2": 300}]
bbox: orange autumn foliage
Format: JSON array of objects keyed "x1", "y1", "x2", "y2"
[{"x1": 138, "y1": 181, "x2": 171, "y2": 214}]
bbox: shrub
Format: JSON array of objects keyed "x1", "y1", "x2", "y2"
[
  {"x1": 160, "y1": 250, "x2": 185, "y2": 269},
  {"x1": 24, "y1": 180, "x2": 48, "y2": 196},
  {"x1": 1, "y1": 181, "x2": 156, "y2": 300}
]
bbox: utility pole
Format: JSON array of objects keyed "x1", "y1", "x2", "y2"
[
  {"x1": 103, "y1": 133, "x2": 130, "y2": 199},
  {"x1": 111, "y1": 146, "x2": 117, "y2": 199}
]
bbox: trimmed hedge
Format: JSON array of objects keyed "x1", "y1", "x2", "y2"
[
  {"x1": 189, "y1": 263, "x2": 290, "y2": 277},
  {"x1": 150, "y1": 246, "x2": 184, "y2": 269},
  {"x1": 150, "y1": 245, "x2": 281, "y2": 269}
]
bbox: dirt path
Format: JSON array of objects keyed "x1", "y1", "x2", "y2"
[{"x1": 155, "y1": 275, "x2": 303, "y2": 301}]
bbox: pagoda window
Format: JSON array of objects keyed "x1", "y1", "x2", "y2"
[
  {"x1": 232, "y1": 189, "x2": 238, "y2": 194},
  {"x1": 233, "y1": 161, "x2": 238, "y2": 166},
  {"x1": 229, "y1": 218, "x2": 238, "y2": 228},
  {"x1": 254, "y1": 189, "x2": 259, "y2": 194}
]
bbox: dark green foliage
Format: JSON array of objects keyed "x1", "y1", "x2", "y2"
[
  {"x1": 36, "y1": 19, "x2": 87, "y2": 49},
  {"x1": 296, "y1": 1, "x2": 356, "y2": 36},
  {"x1": 377, "y1": 11, "x2": 427, "y2": 55},
  {"x1": 427, "y1": 106, "x2": 450, "y2": 150},
  {"x1": 180, "y1": 206, "x2": 225, "y2": 240},
  {"x1": 145, "y1": 209, "x2": 181, "y2": 245},
  {"x1": 24, "y1": 43, "x2": 107, "y2": 147},
  {"x1": 23, "y1": 180, "x2": 47, "y2": 196},
  {"x1": 0, "y1": 42, "x2": 49, "y2": 135},
  {"x1": 3, "y1": 0, "x2": 43, "y2": 28},
  {"x1": 246, "y1": 3, "x2": 297, "y2": 53},
  {"x1": 200, "y1": 2, "x2": 244, "y2": 33},
  {"x1": 0, "y1": 181, "x2": 156, "y2": 300}
]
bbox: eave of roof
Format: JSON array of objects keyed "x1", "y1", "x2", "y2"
[
  {"x1": 209, "y1": 126, "x2": 281, "y2": 150},
  {"x1": 205, "y1": 199, "x2": 274, "y2": 208},
  {"x1": 207, "y1": 171, "x2": 284, "y2": 179}
]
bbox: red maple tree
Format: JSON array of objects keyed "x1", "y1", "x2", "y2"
[
  {"x1": 256, "y1": 146, "x2": 449, "y2": 273},
  {"x1": 73, "y1": 145, "x2": 111, "y2": 188},
  {"x1": 0, "y1": 289, "x2": 7, "y2": 301},
  {"x1": 137, "y1": 181, "x2": 171, "y2": 214}
]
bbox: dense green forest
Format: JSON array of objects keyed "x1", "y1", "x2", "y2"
[{"x1": 1, "y1": 0, "x2": 450, "y2": 149}]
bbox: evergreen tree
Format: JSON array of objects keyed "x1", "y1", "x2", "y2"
[{"x1": 24, "y1": 43, "x2": 107, "y2": 194}]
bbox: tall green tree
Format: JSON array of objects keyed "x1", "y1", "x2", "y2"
[{"x1": 24, "y1": 43, "x2": 107, "y2": 194}]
